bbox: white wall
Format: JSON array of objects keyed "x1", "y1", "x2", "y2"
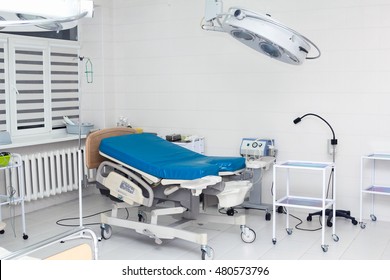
[{"x1": 79, "y1": 0, "x2": 390, "y2": 221}]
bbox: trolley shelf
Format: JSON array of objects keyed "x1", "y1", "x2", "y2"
[
  {"x1": 362, "y1": 185, "x2": 390, "y2": 195},
  {"x1": 0, "y1": 195, "x2": 24, "y2": 206},
  {"x1": 276, "y1": 196, "x2": 334, "y2": 209}
]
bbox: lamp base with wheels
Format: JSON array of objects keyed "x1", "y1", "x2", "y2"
[{"x1": 307, "y1": 209, "x2": 358, "y2": 227}]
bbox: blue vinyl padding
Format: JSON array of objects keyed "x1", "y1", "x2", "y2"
[{"x1": 99, "y1": 133, "x2": 246, "y2": 180}]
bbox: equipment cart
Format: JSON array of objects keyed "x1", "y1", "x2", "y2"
[
  {"x1": 272, "y1": 160, "x2": 339, "y2": 252},
  {"x1": 360, "y1": 153, "x2": 390, "y2": 229},
  {"x1": 0, "y1": 153, "x2": 28, "y2": 239}
]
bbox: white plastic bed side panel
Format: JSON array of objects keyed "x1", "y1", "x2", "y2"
[
  {"x1": 104, "y1": 172, "x2": 146, "y2": 206},
  {"x1": 216, "y1": 180, "x2": 252, "y2": 208},
  {"x1": 101, "y1": 213, "x2": 208, "y2": 245}
]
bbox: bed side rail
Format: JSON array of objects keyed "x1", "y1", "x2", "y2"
[
  {"x1": 1, "y1": 226, "x2": 99, "y2": 260},
  {"x1": 96, "y1": 161, "x2": 154, "y2": 207}
]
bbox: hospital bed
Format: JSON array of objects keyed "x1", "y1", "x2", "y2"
[{"x1": 85, "y1": 127, "x2": 256, "y2": 259}]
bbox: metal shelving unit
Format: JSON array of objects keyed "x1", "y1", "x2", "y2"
[
  {"x1": 0, "y1": 153, "x2": 28, "y2": 239},
  {"x1": 360, "y1": 153, "x2": 390, "y2": 229},
  {"x1": 272, "y1": 160, "x2": 339, "y2": 252}
]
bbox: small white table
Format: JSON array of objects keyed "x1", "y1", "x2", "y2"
[
  {"x1": 272, "y1": 160, "x2": 339, "y2": 252},
  {"x1": 360, "y1": 153, "x2": 390, "y2": 228},
  {"x1": 0, "y1": 153, "x2": 28, "y2": 240}
]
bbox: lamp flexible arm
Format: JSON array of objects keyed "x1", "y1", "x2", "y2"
[{"x1": 293, "y1": 113, "x2": 337, "y2": 145}]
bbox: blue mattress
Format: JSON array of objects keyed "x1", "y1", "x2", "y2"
[{"x1": 99, "y1": 133, "x2": 246, "y2": 180}]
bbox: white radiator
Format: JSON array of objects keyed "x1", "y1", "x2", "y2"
[{"x1": 3, "y1": 147, "x2": 90, "y2": 202}]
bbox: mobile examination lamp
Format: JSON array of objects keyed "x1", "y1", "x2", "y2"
[{"x1": 293, "y1": 113, "x2": 358, "y2": 227}]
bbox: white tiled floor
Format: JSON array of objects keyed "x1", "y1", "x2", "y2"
[{"x1": 1, "y1": 193, "x2": 390, "y2": 260}]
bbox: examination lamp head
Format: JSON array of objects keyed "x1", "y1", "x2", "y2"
[{"x1": 293, "y1": 117, "x2": 302, "y2": 124}]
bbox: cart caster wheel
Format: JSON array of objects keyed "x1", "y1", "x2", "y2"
[
  {"x1": 23, "y1": 234, "x2": 28, "y2": 240},
  {"x1": 241, "y1": 227, "x2": 256, "y2": 243},
  {"x1": 201, "y1": 246, "x2": 214, "y2": 260},
  {"x1": 286, "y1": 228, "x2": 293, "y2": 235},
  {"x1": 327, "y1": 220, "x2": 333, "y2": 227},
  {"x1": 352, "y1": 219, "x2": 358, "y2": 225},
  {"x1": 0, "y1": 230, "x2": 4, "y2": 234},
  {"x1": 332, "y1": 234, "x2": 339, "y2": 242},
  {"x1": 277, "y1": 206, "x2": 284, "y2": 214},
  {"x1": 272, "y1": 238, "x2": 277, "y2": 245},
  {"x1": 370, "y1": 214, "x2": 377, "y2": 221},
  {"x1": 265, "y1": 212, "x2": 271, "y2": 221},
  {"x1": 360, "y1": 222, "x2": 366, "y2": 229},
  {"x1": 321, "y1": 245, "x2": 329, "y2": 252},
  {"x1": 101, "y1": 224, "x2": 112, "y2": 240}
]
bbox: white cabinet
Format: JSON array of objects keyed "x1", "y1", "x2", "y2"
[
  {"x1": 359, "y1": 153, "x2": 390, "y2": 228},
  {"x1": 0, "y1": 153, "x2": 28, "y2": 239},
  {"x1": 172, "y1": 137, "x2": 205, "y2": 154},
  {"x1": 272, "y1": 160, "x2": 338, "y2": 252}
]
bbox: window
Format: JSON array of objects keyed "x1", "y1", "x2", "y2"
[{"x1": 0, "y1": 35, "x2": 80, "y2": 137}]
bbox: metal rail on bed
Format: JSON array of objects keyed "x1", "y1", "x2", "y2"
[{"x1": 1, "y1": 226, "x2": 99, "y2": 260}]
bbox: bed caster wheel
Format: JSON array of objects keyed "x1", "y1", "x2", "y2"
[
  {"x1": 272, "y1": 238, "x2": 277, "y2": 245},
  {"x1": 277, "y1": 206, "x2": 284, "y2": 214},
  {"x1": 265, "y1": 212, "x2": 271, "y2": 221},
  {"x1": 201, "y1": 246, "x2": 214, "y2": 260},
  {"x1": 138, "y1": 211, "x2": 146, "y2": 222},
  {"x1": 327, "y1": 220, "x2": 333, "y2": 227},
  {"x1": 101, "y1": 224, "x2": 112, "y2": 240},
  {"x1": 306, "y1": 215, "x2": 312, "y2": 222},
  {"x1": 332, "y1": 234, "x2": 339, "y2": 242},
  {"x1": 321, "y1": 245, "x2": 329, "y2": 252},
  {"x1": 226, "y1": 208, "x2": 235, "y2": 216},
  {"x1": 23, "y1": 234, "x2": 28, "y2": 240},
  {"x1": 286, "y1": 228, "x2": 293, "y2": 235},
  {"x1": 360, "y1": 222, "x2": 366, "y2": 229},
  {"x1": 241, "y1": 227, "x2": 256, "y2": 243},
  {"x1": 352, "y1": 219, "x2": 358, "y2": 225},
  {"x1": 0, "y1": 230, "x2": 4, "y2": 234},
  {"x1": 370, "y1": 214, "x2": 377, "y2": 221}
]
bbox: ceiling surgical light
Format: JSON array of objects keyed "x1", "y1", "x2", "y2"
[
  {"x1": 202, "y1": 0, "x2": 320, "y2": 65},
  {"x1": 0, "y1": 0, "x2": 94, "y2": 32}
]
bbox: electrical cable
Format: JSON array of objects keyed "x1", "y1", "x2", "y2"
[{"x1": 56, "y1": 208, "x2": 130, "y2": 227}]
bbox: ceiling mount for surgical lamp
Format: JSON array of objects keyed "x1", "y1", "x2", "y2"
[
  {"x1": 202, "y1": 0, "x2": 320, "y2": 65},
  {"x1": 0, "y1": 0, "x2": 94, "y2": 32}
]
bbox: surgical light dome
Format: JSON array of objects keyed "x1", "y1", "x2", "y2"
[{"x1": 202, "y1": 1, "x2": 320, "y2": 65}]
